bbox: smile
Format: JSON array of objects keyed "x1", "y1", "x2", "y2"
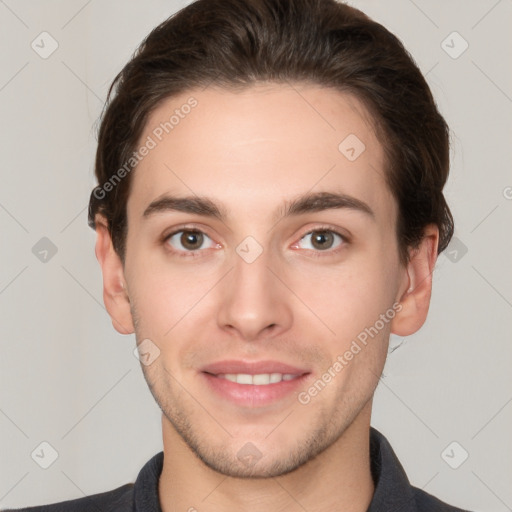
[{"x1": 215, "y1": 373, "x2": 300, "y2": 385}]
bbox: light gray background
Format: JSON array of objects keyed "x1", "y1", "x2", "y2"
[{"x1": 0, "y1": 0, "x2": 511, "y2": 510}]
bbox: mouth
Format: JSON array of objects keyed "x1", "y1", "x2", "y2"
[
  {"x1": 200, "y1": 360, "x2": 310, "y2": 407},
  {"x1": 213, "y1": 372, "x2": 300, "y2": 385}
]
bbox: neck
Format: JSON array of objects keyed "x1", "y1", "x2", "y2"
[{"x1": 158, "y1": 402, "x2": 375, "y2": 512}]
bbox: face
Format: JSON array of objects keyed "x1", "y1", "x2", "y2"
[{"x1": 111, "y1": 84, "x2": 416, "y2": 477}]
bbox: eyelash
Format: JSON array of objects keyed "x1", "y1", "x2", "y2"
[
  {"x1": 296, "y1": 226, "x2": 349, "y2": 259},
  {"x1": 161, "y1": 225, "x2": 349, "y2": 259}
]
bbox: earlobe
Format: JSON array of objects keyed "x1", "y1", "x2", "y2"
[
  {"x1": 94, "y1": 214, "x2": 135, "y2": 335},
  {"x1": 391, "y1": 224, "x2": 439, "y2": 337}
]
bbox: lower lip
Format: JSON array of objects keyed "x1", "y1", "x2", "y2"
[{"x1": 201, "y1": 372, "x2": 309, "y2": 407}]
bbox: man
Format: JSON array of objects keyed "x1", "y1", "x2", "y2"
[{"x1": 4, "y1": 0, "x2": 474, "y2": 510}]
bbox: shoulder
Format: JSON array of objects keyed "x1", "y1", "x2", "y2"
[
  {"x1": 369, "y1": 427, "x2": 476, "y2": 512},
  {"x1": 1, "y1": 483, "x2": 134, "y2": 512},
  {"x1": 412, "y1": 486, "x2": 475, "y2": 512}
]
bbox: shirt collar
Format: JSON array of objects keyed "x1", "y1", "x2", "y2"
[{"x1": 367, "y1": 427, "x2": 417, "y2": 511}]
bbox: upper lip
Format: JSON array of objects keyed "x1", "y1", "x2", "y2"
[{"x1": 201, "y1": 360, "x2": 310, "y2": 375}]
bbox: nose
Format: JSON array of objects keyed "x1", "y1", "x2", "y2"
[{"x1": 216, "y1": 246, "x2": 293, "y2": 342}]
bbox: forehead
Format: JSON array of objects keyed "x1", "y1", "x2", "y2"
[{"x1": 127, "y1": 83, "x2": 395, "y2": 224}]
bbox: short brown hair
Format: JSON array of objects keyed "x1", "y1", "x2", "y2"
[{"x1": 88, "y1": 0, "x2": 453, "y2": 265}]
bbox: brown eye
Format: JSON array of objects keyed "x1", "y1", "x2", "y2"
[
  {"x1": 180, "y1": 231, "x2": 204, "y2": 250},
  {"x1": 165, "y1": 230, "x2": 215, "y2": 253},
  {"x1": 310, "y1": 231, "x2": 335, "y2": 250},
  {"x1": 296, "y1": 229, "x2": 345, "y2": 252}
]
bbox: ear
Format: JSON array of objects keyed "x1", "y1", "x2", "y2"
[
  {"x1": 391, "y1": 224, "x2": 439, "y2": 336},
  {"x1": 94, "y1": 214, "x2": 134, "y2": 335}
]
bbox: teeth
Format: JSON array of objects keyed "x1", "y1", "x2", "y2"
[
  {"x1": 218, "y1": 373, "x2": 298, "y2": 385},
  {"x1": 270, "y1": 373, "x2": 283, "y2": 384},
  {"x1": 237, "y1": 374, "x2": 253, "y2": 385}
]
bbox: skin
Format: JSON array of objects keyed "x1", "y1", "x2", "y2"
[{"x1": 94, "y1": 83, "x2": 438, "y2": 512}]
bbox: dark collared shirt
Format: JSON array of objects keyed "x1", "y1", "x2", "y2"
[{"x1": 3, "y1": 428, "x2": 473, "y2": 511}]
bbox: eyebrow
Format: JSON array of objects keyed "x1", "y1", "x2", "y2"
[{"x1": 142, "y1": 191, "x2": 375, "y2": 222}]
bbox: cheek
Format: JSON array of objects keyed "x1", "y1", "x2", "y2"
[
  {"x1": 127, "y1": 257, "x2": 220, "y2": 339},
  {"x1": 299, "y1": 261, "x2": 392, "y2": 334}
]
